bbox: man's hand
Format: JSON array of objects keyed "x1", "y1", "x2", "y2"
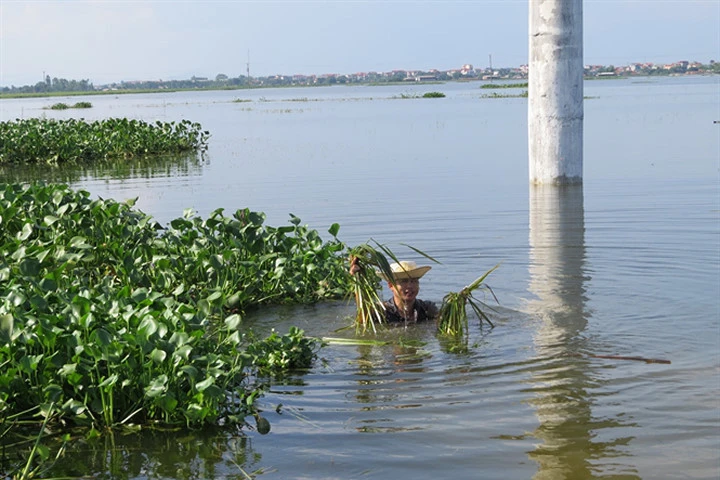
[{"x1": 349, "y1": 256, "x2": 362, "y2": 275}]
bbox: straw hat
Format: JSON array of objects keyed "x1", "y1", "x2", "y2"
[{"x1": 387, "y1": 260, "x2": 431, "y2": 280}]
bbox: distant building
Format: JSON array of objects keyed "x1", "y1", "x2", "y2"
[{"x1": 460, "y1": 64, "x2": 476, "y2": 76}]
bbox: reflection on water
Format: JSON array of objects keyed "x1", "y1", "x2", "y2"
[
  {"x1": 0, "y1": 151, "x2": 206, "y2": 185},
  {"x1": 525, "y1": 185, "x2": 639, "y2": 479},
  {"x1": 26, "y1": 428, "x2": 261, "y2": 480}
]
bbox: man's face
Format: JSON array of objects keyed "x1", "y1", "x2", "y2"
[{"x1": 390, "y1": 278, "x2": 420, "y2": 304}]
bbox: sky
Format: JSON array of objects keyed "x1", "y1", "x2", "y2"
[{"x1": 1, "y1": 0, "x2": 719, "y2": 87}]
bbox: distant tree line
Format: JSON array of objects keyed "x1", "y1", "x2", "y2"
[
  {"x1": 1, "y1": 76, "x2": 94, "y2": 94},
  {"x1": 105, "y1": 75, "x2": 253, "y2": 91}
]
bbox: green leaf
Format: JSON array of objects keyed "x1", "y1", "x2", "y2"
[
  {"x1": 203, "y1": 384, "x2": 223, "y2": 399},
  {"x1": 0, "y1": 314, "x2": 13, "y2": 344},
  {"x1": 145, "y1": 375, "x2": 168, "y2": 398},
  {"x1": 99, "y1": 374, "x2": 119, "y2": 389},
  {"x1": 43, "y1": 215, "x2": 59, "y2": 226},
  {"x1": 173, "y1": 345, "x2": 192, "y2": 363},
  {"x1": 39, "y1": 277, "x2": 57, "y2": 292},
  {"x1": 18, "y1": 223, "x2": 33, "y2": 241},
  {"x1": 138, "y1": 316, "x2": 158, "y2": 337},
  {"x1": 11, "y1": 245, "x2": 26, "y2": 261},
  {"x1": 69, "y1": 236, "x2": 92, "y2": 249},
  {"x1": 328, "y1": 223, "x2": 340, "y2": 237},
  {"x1": 149, "y1": 348, "x2": 167, "y2": 364},
  {"x1": 29, "y1": 294, "x2": 48, "y2": 311},
  {"x1": 62, "y1": 399, "x2": 86, "y2": 415},
  {"x1": 131, "y1": 288, "x2": 149, "y2": 303},
  {"x1": 92, "y1": 328, "x2": 113, "y2": 346},
  {"x1": 19, "y1": 258, "x2": 40, "y2": 276},
  {"x1": 169, "y1": 331, "x2": 189, "y2": 347},
  {"x1": 59, "y1": 364, "x2": 77, "y2": 377},
  {"x1": 35, "y1": 444, "x2": 51, "y2": 462},
  {"x1": 8, "y1": 290, "x2": 26, "y2": 307},
  {"x1": 43, "y1": 384, "x2": 63, "y2": 402},
  {"x1": 196, "y1": 377, "x2": 214, "y2": 392},
  {"x1": 179, "y1": 365, "x2": 198, "y2": 380},
  {"x1": 206, "y1": 290, "x2": 222, "y2": 303},
  {"x1": 224, "y1": 314, "x2": 241, "y2": 330}
]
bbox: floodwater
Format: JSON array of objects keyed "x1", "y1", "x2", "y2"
[{"x1": 1, "y1": 76, "x2": 719, "y2": 479}]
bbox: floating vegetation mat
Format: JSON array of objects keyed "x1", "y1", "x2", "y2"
[{"x1": 0, "y1": 117, "x2": 209, "y2": 165}]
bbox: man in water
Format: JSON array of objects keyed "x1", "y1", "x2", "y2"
[{"x1": 350, "y1": 258, "x2": 438, "y2": 324}]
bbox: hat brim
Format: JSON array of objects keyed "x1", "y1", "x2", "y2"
[{"x1": 387, "y1": 265, "x2": 431, "y2": 280}]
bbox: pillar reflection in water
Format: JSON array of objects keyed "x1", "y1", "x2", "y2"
[
  {"x1": 525, "y1": 185, "x2": 638, "y2": 479},
  {"x1": 527, "y1": 184, "x2": 587, "y2": 338}
]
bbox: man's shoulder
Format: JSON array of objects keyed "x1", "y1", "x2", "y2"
[{"x1": 416, "y1": 299, "x2": 438, "y2": 317}]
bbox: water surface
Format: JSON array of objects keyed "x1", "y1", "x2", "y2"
[{"x1": 1, "y1": 76, "x2": 718, "y2": 479}]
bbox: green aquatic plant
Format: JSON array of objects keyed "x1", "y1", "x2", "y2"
[
  {"x1": 480, "y1": 91, "x2": 528, "y2": 99},
  {"x1": 0, "y1": 183, "x2": 352, "y2": 432},
  {"x1": 422, "y1": 91, "x2": 445, "y2": 98},
  {"x1": 392, "y1": 92, "x2": 419, "y2": 99},
  {"x1": 437, "y1": 264, "x2": 500, "y2": 337},
  {"x1": 245, "y1": 327, "x2": 320, "y2": 376},
  {"x1": 480, "y1": 82, "x2": 528, "y2": 89},
  {"x1": 347, "y1": 243, "x2": 397, "y2": 334},
  {"x1": 45, "y1": 101, "x2": 92, "y2": 110},
  {"x1": 0, "y1": 117, "x2": 210, "y2": 165}
]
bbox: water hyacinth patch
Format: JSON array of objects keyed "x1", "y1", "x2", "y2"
[
  {"x1": 0, "y1": 118, "x2": 210, "y2": 165},
  {"x1": 0, "y1": 183, "x2": 351, "y2": 430}
]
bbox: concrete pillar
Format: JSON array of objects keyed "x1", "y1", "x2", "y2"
[{"x1": 528, "y1": 0, "x2": 584, "y2": 185}]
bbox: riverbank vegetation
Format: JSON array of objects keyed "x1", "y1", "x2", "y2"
[{"x1": 0, "y1": 118, "x2": 210, "y2": 165}]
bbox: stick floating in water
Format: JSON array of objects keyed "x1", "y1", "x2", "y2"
[{"x1": 570, "y1": 353, "x2": 671, "y2": 364}]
